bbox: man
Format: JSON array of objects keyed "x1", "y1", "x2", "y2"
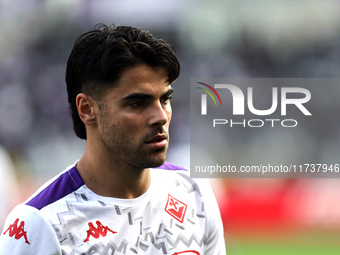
[{"x1": 0, "y1": 24, "x2": 225, "y2": 254}]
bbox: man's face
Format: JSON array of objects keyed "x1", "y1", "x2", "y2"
[{"x1": 96, "y1": 64, "x2": 173, "y2": 169}]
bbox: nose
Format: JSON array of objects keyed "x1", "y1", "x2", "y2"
[{"x1": 149, "y1": 102, "x2": 171, "y2": 127}]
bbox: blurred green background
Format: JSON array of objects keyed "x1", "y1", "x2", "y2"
[{"x1": 1, "y1": 0, "x2": 340, "y2": 254}]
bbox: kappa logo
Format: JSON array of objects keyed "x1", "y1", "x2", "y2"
[
  {"x1": 84, "y1": 220, "x2": 117, "y2": 242},
  {"x1": 3, "y1": 218, "x2": 30, "y2": 244},
  {"x1": 165, "y1": 194, "x2": 187, "y2": 223}
]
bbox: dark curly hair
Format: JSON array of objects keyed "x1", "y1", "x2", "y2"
[{"x1": 66, "y1": 24, "x2": 180, "y2": 139}]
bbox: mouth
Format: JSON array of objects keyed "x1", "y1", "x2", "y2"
[{"x1": 146, "y1": 134, "x2": 168, "y2": 149}]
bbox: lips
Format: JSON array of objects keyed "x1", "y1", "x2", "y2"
[
  {"x1": 146, "y1": 134, "x2": 167, "y2": 144},
  {"x1": 146, "y1": 134, "x2": 168, "y2": 149}
]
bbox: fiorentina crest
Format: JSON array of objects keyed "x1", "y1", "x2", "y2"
[{"x1": 165, "y1": 194, "x2": 187, "y2": 223}]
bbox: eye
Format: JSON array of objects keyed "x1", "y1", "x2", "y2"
[
  {"x1": 161, "y1": 95, "x2": 173, "y2": 104},
  {"x1": 130, "y1": 101, "x2": 145, "y2": 107}
]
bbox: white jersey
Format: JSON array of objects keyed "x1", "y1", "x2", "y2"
[{"x1": 0, "y1": 162, "x2": 225, "y2": 255}]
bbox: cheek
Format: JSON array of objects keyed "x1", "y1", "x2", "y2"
[
  {"x1": 118, "y1": 117, "x2": 141, "y2": 129},
  {"x1": 110, "y1": 111, "x2": 140, "y2": 128},
  {"x1": 167, "y1": 106, "x2": 172, "y2": 122}
]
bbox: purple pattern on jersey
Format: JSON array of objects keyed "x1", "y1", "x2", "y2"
[
  {"x1": 26, "y1": 162, "x2": 186, "y2": 210},
  {"x1": 26, "y1": 167, "x2": 84, "y2": 210},
  {"x1": 155, "y1": 161, "x2": 188, "y2": 171}
]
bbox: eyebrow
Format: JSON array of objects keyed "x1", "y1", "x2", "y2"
[{"x1": 122, "y1": 88, "x2": 174, "y2": 100}]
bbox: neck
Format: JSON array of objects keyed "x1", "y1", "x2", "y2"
[{"x1": 76, "y1": 145, "x2": 151, "y2": 199}]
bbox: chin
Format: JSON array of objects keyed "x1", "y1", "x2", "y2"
[
  {"x1": 147, "y1": 158, "x2": 166, "y2": 168},
  {"x1": 146, "y1": 153, "x2": 167, "y2": 168},
  {"x1": 133, "y1": 149, "x2": 168, "y2": 169}
]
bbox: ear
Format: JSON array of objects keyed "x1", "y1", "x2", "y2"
[{"x1": 76, "y1": 93, "x2": 98, "y2": 126}]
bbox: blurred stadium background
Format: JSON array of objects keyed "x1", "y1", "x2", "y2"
[{"x1": 1, "y1": 0, "x2": 340, "y2": 254}]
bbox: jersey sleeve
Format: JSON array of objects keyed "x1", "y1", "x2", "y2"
[
  {"x1": 199, "y1": 179, "x2": 227, "y2": 255},
  {"x1": 0, "y1": 204, "x2": 61, "y2": 255}
]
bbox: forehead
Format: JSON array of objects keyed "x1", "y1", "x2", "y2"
[{"x1": 110, "y1": 65, "x2": 171, "y2": 97}]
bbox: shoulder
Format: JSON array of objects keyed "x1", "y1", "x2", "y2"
[
  {"x1": 25, "y1": 164, "x2": 85, "y2": 210},
  {"x1": 0, "y1": 204, "x2": 61, "y2": 254},
  {"x1": 0, "y1": 163, "x2": 85, "y2": 254}
]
